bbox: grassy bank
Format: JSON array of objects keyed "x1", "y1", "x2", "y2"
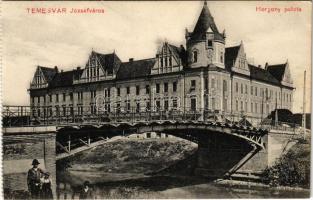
[
  {"x1": 57, "y1": 137, "x2": 197, "y2": 185},
  {"x1": 262, "y1": 135, "x2": 310, "y2": 188}
]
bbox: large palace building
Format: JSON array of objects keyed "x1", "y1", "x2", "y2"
[{"x1": 29, "y1": 2, "x2": 294, "y2": 125}]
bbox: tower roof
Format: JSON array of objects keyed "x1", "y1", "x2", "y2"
[{"x1": 191, "y1": 1, "x2": 223, "y2": 41}]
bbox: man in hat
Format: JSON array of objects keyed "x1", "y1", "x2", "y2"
[
  {"x1": 27, "y1": 159, "x2": 43, "y2": 199},
  {"x1": 79, "y1": 181, "x2": 94, "y2": 199}
]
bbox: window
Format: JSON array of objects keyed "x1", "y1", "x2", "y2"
[
  {"x1": 43, "y1": 96, "x2": 46, "y2": 103},
  {"x1": 236, "y1": 82, "x2": 238, "y2": 93},
  {"x1": 62, "y1": 105, "x2": 66, "y2": 116},
  {"x1": 136, "y1": 102, "x2": 140, "y2": 113},
  {"x1": 164, "y1": 100, "x2": 169, "y2": 111},
  {"x1": 156, "y1": 100, "x2": 161, "y2": 110},
  {"x1": 245, "y1": 85, "x2": 248, "y2": 94},
  {"x1": 193, "y1": 51, "x2": 198, "y2": 63},
  {"x1": 255, "y1": 103, "x2": 258, "y2": 113},
  {"x1": 223, "y1": 98, "x2": 227, "y2": 111},
  {"x1": 255, "y1": 87, "x2": 258, "y2": 96},
  {"x1": 105, "y1": 103, "x2": 110, "y2": 113},
  {"x1": 251, "y1": 86, "x2": 253, "y2": 95},
  {"x1": 205, "y1": 79, "x2": 208, "y2": 91},
  {"x1": 164, "y1": 82, "x2": 168, "y2": 93},
  {"x1": 156, "y1": 84, "x2": 160, "y2": 93},
  {"x1": 191, "y1": 98, "x2": 196, "y2": 111},
  {"x1": 90, "y1": 91, "x2": 96, "y2": 99},
  {"x1": 160, "y1": 58, "x2": 163, "y2": 68},
  {"x1": 37, "y1": 97, "x2": 40, "y2": 104},
  {"x1": 126, "y1": 101, "x2": 131, "y2": 112},
  {"x1": 208, "y1": 40, "x2": 213, "y2": 47},
  {"x1": 223, "y1": 80, "x2": 227, "y2": 93},
  {"x1": 136, "y1": 86, "x2": 140, "y2": 95},
  {"x1": 116, "y1": 103, "x2": 121, "y2": 113},
  {"x1": 172, "y1": 99, "x2": 177, "y2": 109},
  {"x1": 127, "y1": 87, "x2": 130, "y2": 95},
  {"x1": 191, "y1": 80, "x2": 196, "y2": 91},
  {"x1": 69, "y1": 104, "x2": 74, "y2": 116},
  {"x1": 146, "y1": 85, "x2": 150, "y2": 94},
  {"x1": 240, "y1": 101, "x2": 243, "y2": 111},
  {"x1": 169, "y1": 57, "x2": 172, "y2": 66},
  {"x1": 165, "y1": 57, "x2": 168, "y2": 67},
  {"x1": 78, "y1": 92, "x2": 83, "y2": 101},
  {"x1": 49, "y1": 95, "x2": 52, "y2": 102},
  {"x1": 173, "y1": 82, "x2": 177, "y2": 92},
  {"x1": 245, "y1": 102, "x2": 248, "y2": 112},
  {"x1": 70, "y1": 93, "x2": 73, "y2": 101},
  {"x1": 63, "y1": 93, "x2": 66, "y2": 101},
  {"x1": 37, "y1": 108, "x2": 41, "y2": 117},
  {"x1": 236, "y1": 100, "x2": 238, "y2": 111},
  {"x1": 241, "y1": 84, "x2": 243, "y2": 94},
  {"x1": 117, "y1": 88, "x2": 120, "y2": 96},
  {"x1": 251, "y1": 102, "x2": 253, "y2": 113},
  {"x1": 146, "y1": 102, "x2": 150, "y2": 111}
]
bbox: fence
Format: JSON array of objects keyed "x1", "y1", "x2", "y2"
[{"x1": 1, "y1": 105, "x2": 301, "y2": 133}]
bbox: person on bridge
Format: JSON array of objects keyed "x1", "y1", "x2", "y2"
[
  {"x1": 27, "y1": 159, "x2": 43, "y2": 199},
  {"x1": 79, "y1": 181, "x2": 94, "y2": 199},
  {"x1": 40, "y1": 172, "x2": 53, "y2": 199}
]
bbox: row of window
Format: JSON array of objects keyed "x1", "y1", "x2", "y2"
[
  {"x1": 235, "y1": 100, "x2": 278, "y2": 114},
  {"x1": 159, "y1": 56, "x2": 173, "y2": 68},
  {"x1": 235, "y1": 82, "x2": 292, "y2": 102}
]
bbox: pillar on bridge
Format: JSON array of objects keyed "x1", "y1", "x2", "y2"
[
  {"x1": 3, "y1": 126, "x2": 57, "y2": 198},
  {"x1": 194, "y1": 132, "x2": 268, "y2": 178}
]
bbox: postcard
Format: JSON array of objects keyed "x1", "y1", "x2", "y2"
[{"x1": 2, "y1": 1, "x2": 311, "y2": 199}]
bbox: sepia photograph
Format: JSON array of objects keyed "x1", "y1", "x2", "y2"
[{"x1": 2, "y1": 1, "x2": 312, "y2": 199}]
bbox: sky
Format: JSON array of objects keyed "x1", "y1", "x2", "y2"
[{"x1": 2, "y1": 1, "x2": 312, "y2": 113}]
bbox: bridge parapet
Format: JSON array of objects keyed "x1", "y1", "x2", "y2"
[{"x1": 2, "y1": 105, "x2": 300, "y2": 132}]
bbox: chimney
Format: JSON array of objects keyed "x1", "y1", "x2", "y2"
[
  {"x1": 77, "y1": 66, "x2": 81, "y2": 70},
  {"x1": 129, "y1": 58, "x2": 134, "y2": 62},
  {"x1": 54, "y1": 66, "x2": 58, "y2": 72},
  {"x1": 265, "y1": 62, "x2": 269, "y2": 70}
]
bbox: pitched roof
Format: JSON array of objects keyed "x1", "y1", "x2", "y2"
[
  {"x1": 225, "y1": 45, "x2": 240, "y2": 70},
  {"x1": 39, "y1": 66, "x2": 57, "y2": 82},
  {"x1": 49, "y1": 69, "x2": 83, "y2": 88},
  {"x1": 167, "y1": 43, "x2": 187, "y2": 66},
  {"x1": 116, "y1": 58, "x2": 156, "y2": 80},
  {"x1": 248, "y1": 64, "x2": 280, "y2": 85},
  {"x1": 91, "y1": 51, "x2": 121, "y2": 72},
  {"x1": 266, "y1": 63, "x2": 287, "y2": 82},
  {"x1": 191, "y1": 1, "x2": 224, "y2": 41}
]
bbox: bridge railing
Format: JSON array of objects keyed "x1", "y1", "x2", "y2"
[{"x1": 1, "y1": 105, "x2": 302, "y2": 133}]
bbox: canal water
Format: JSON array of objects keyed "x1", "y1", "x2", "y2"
[{"x1": 56, "y1": 171, "x2": 309, "y2": 199}]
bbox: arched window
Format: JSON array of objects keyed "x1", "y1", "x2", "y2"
[{"x1": 193, "y1": 51, "x2": 198, "y2": 63}]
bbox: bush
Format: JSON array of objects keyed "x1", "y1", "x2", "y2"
[{"x1": 263, "y1": 137, "x2": 310, "y2": 188}]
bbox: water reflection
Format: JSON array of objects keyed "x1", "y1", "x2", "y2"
[{"x1": 56, "y1": 174, "x2": 309, "y2": 199}]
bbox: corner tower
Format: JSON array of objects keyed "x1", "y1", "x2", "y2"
[{"x1": 186, "y1": 1, "x2": 225, "y2": 68}]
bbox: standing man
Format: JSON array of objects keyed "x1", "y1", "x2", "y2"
[{"x1": 27, "y1": 159, "x2": 43, "y2": 199}]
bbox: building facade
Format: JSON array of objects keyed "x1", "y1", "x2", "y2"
[{"x1": 28, "y1": 2, "x2": 294, "y2": 125}]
